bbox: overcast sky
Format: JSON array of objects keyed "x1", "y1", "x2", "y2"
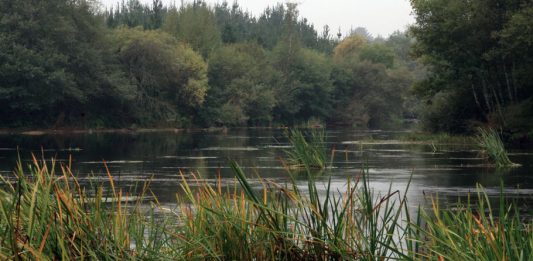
[{"x1": 100, "y1": 0, "x2": 415, "y2": 37}]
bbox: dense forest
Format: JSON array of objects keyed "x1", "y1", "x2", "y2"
[
  {"x1": 1, "y1": 0, "x2": 532, "y2": 138},
  {"x1": 0, "y1": 0, "x2": 419, "y2": 129}
]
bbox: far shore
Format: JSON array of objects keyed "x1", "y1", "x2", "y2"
[
  {"x1": 0, "y1": 127, "x2": 191, "y2": 136},
  {"x1": 0, "y1": 126, "x2": 296, "y2": 136}
]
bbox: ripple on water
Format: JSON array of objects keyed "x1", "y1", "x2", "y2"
[
  {"x1": 421, "y1": 186, "x2": 533, "y2": 197},
  {"x1": 341, "y1": 140, "x2": 424, "y2": 145},
  {"x1": 367, "y1": 168, "x2": 413, "y2": 175},
  {"x1": 200, "y1": 147, "x2": 260, "y2": 151},
  {"x1": 223, "y1": 136, "x2": 250, "y2": 139},
  {"x1": 508, "y1": 152, "x2": 533, "y2": 155},
  {"x1": 265, "y1": 145, "x2": 293, "y2": 149},
  {"x1": 367, "y1": 149, "x2": 409, "y2": 152},
  {"x1": 80, "y1": 160, "x2": 148, "y2": 164},
  {"x1": 257, "y1": 157, "x2": 277, "y2": 161},
  {"x1": 159, "y1": 156, "x2": 218, "y2": 160},
  {"x1": 60, "y1": 148, "x2": 83, "y2": 152},
  {"x1": 447, "y1": 157, "x2": 484, "y2": 160}
]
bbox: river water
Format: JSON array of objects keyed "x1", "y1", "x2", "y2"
[{"x1": 1, "y1": 128, "x2": 532, "y2": 209}]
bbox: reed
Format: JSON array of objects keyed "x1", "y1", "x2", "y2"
[
  {"x1": 173, "y1": 162, "x2": 412, "y2": 260},
  {"x1": 283, "y1": 128, "x2": 329, "y2": 170},
  {"x1": 0, "y1": 155, "x2": 175, "y2": 260},
  {"x1": 476, "y1": 128, "x2": 518, "y2": 167},
  {"x1": 0, "y1": 153, "x2": 531, "y2": 260},
  {"x1": 410, "y1": 186, "x2": 533, "y2": 260}
]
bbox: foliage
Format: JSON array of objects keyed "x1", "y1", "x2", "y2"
[
  {"x1": 0, "y1": 1, "x2": 421, "y2": 129},
  {"x1": 410, "y1": 0, "x2": 533, "y2": 133},
  {"x1": 105, "y1": 0, "x2": 166, "y2": 29},
  {"x1": 330, "y1": 60, "x2": 410, "y2": 128},
  {"x1": 0, "y1": 0, "x2": 132, "y2": 127},
  {"x1": 332, "y1": 35, "x2": 368, "y2": 61},
  {"x1": 162, "y1": 2, "x2": 221, "y2": 58},
  {"x1": 200, "y1": 43, "x2": 276, "y2": 126},
  {"x1": 112, "y1": 27, "x2": 208, "y2": 126},
  {"x1": 271, "y1": 26, "x2": 335, "y2": 124},
  {"x1": 329, "y1": 34, "x2": 416, "y2": 128},
  {"x1": 359, "y1": 44, "x2": 395, "y2": 68}
]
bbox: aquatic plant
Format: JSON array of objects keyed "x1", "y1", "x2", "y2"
[
  {"x1": 0, "y1": 154, "x2": 531, "y2": 260},
  {"x1": 410, "y1": 186, "x2": 533, "y2": 260},
  {"x1": 174, "y1": 161, "x2": 413, "y2": 260},
  {"x1": 0, "y1": 156, "x2": 173, "y2": 260},
  {"x1": 283, "y1": 129, "x2": 330, "y2": 170},
  {"x1": 476, "y1": 128, "x2": 518, "y2": 167}
]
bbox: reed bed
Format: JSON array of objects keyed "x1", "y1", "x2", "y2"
[
  {"x1": 476, "y1": 128, "x2": 519, "y2": 167},
  {"x1": 0, "y1": 154, "x2": 531, "y2": 260},
  {"x1": 0, "y1": 155, "x2": 174, "y2": 260},
  {"x1": 410, "y1": 187, "x2": 533, "y2": 260},
  {"x1": 174, "y1": 162, "x2": 412, "y2": 260}
]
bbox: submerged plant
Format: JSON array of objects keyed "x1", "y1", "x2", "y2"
[
  {"x1": 476, "y1": 128, "x2": 518, "y2": 167},
  {"x1": 283, "y1": 128, "x2": 330, "y2": 170}
]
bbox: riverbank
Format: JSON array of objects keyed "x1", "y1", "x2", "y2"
[
  {"x1": 0, "y1": 127, "x2": 189, "y2": 136},
  {"x1": 0, "y1": 125, "x2": 306, "y2": 136}
]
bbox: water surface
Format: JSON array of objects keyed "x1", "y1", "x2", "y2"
[{"x1": 1, "y1": 128, "x2": 532, "y2": 209}]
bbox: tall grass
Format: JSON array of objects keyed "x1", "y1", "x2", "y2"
[
  {"x1": 0, "y1": 155, "x2": 174, "y2": 260},
  {"x1": 410, "y1": 186, "x2": 533, "y2": 260},
  {"x1": 476, "y1": 128, "x2": 518, "y2": 167},
  {"x1": 174, "y1": 162, "x2": 412, "y2": 260},
  {"x1": 0, "y1": 153, "x2": 531, "y2": 260},
  {"x1": 283, "y1": 129, "x2": 330, "y2": 170}
]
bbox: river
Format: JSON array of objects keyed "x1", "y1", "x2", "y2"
[{"x1": 1, "y1": 128, "x2": 532, "y2": 210}]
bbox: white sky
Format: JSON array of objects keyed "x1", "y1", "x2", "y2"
[{"x1": 100, "y1": 0, "x2": 415, "y2": 37}]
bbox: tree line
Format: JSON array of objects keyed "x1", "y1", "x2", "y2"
[{"x1": 0, "y1": 0, "x2": 420, "y2": 129}]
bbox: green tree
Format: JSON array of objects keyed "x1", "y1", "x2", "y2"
[
  {"x1": 330, "y1": 36, "x2": 411, "y2": 128},
  {"x1": 271, "y1": 47, "x2": 334, "y2": 123},
  {"x1": 0, "y1": 0, "x2": 131, "y2": 127},
  {"x1": 113, "y1": 27, "x2": 208, "y2": 126},
  {"x1": 162, "y1": 1, "x2": 221, "y2": 58},
  {"x1": 201, "y1": 43, "x2": 276, "y2": 126},
  {"x1": 410, "y1": 0, "x2": 533, "y2": 133},
  {"x1": 359, "y1": 44, "x2": 395, "y2": 68}
]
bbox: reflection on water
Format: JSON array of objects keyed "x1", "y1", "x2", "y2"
[{"x1": 1, "y1": 128, "x2": 533, "y2": 208}]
